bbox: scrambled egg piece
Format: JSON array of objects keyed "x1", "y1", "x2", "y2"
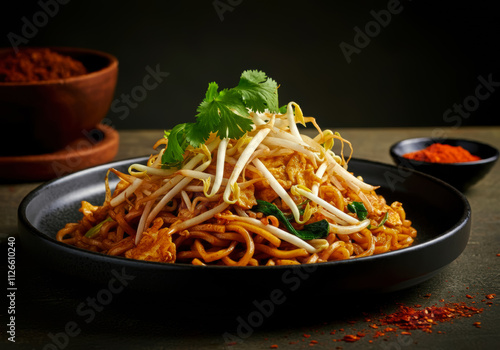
[
  {"x1": 385, "y1": 202, "x2": 403, "y2": 227},
  {"x1": 125, "y1": 218, "x2": 176, "y2": 263},
  {"x1": 237, "y1": 183, "x2": 258, "y2": 209},
  {"x1": 286, "y1": 153, "x2": 318, "y2": 189}
]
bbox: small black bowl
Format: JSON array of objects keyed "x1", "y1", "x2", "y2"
[{"x1": 390, "y1": 138, "x2": 499, "y2": 191}]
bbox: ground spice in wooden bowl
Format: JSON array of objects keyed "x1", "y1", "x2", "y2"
[{"x1": 0, "y1": 48, "x2": 87, "y2": 83}]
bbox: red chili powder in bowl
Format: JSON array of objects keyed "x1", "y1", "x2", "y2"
[
  {"x1": 403, "y1": 143, "x2": 481, "y2": 163},
  {"x1": 0, "y1": 48, "x2": 87, "y2": 83}
]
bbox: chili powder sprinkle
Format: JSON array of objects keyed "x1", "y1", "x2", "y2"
[
  {"x1": 379, "y1": 302, "x2": 483, "y2": 332},
  {"x1": 0, "y1": 48, "x2": 87, "y2": 83},
  {"x1": 403, "y1": 143, "x2": 480, "y2": 163},
  {"x1": 342, "y1": 334, "x2": 360, "y2": 342},
  {"x1": 332, "y1": 295, "x2": 490, "y2": 344}
]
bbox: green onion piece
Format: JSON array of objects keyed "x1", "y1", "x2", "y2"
[
  {"x1": 253, "y1": 200, "x2": 329, "y2": 240},
  {"x1": 84, "y1": 217, "x2": 114, "y2": 238},
  {"x1": 347, "y1": 201, "x2": 368, "y2": 220},
  {"x1": 367, "y1": 211, "x2": 389, "y2": 230},
  {"x1": 375, "y1": 212, "x2": 389, "y2": 229}
]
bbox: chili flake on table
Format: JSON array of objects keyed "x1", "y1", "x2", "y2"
[
  {"x1": 266, "y1": 293, "x2": 495, "y2": 347},
  {"x1": 331, "y1": 293, "x2": 493, "y2": 343},
  {"x1": 379, "y1": 302, "x2": 483, "y2": 332}
]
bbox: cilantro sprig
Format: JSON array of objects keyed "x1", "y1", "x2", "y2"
[{"x1": 161, "y1": 70, "x2": 279, "y2": 167}]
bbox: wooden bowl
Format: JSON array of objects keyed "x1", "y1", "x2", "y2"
[{"x1": 0, "y1": 47, "x2": 118, "y2": 156}]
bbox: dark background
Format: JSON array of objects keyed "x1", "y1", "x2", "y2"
[{"x1": 1, "y1": 0, "x2": 499, "y2": 130}]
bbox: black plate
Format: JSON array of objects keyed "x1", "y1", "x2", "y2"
[{"x1": 18, "y1": 157, "x2": 471, "y2": 304}]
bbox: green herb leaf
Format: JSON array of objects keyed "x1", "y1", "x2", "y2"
[
  {"x1": 347, "y1": 201, "x2": 368, "y2": 220},
  {"x1": 300, "y1": 220, "x2": 330, "y2": 240},
  {"x1": 162, "y1": 123, "x2": 195, "y2": 166},
  {"x1": 234, "y1": 70, "x2": 279, "y2": 113},
  {"x1": 253, "y1": 200, "x2": 329, "y2": 240},
  {"x1": 194, "y1": 87, "x2": 253, "y2": 141},
  {"x1": 84, "y1": 217, "x2": 114, "y2": 238},
  {"x1": 162, "y1": 70, "x2": 280, "y2": 167}
]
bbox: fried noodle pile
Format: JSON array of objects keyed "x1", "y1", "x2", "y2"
[{"x1": 57, "y1": 103, "x2": 416, "y2": 266}]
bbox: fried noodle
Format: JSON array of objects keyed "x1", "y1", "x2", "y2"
[{"x1": 57, "y1": 103, "x2": 417, "y2": 266}]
